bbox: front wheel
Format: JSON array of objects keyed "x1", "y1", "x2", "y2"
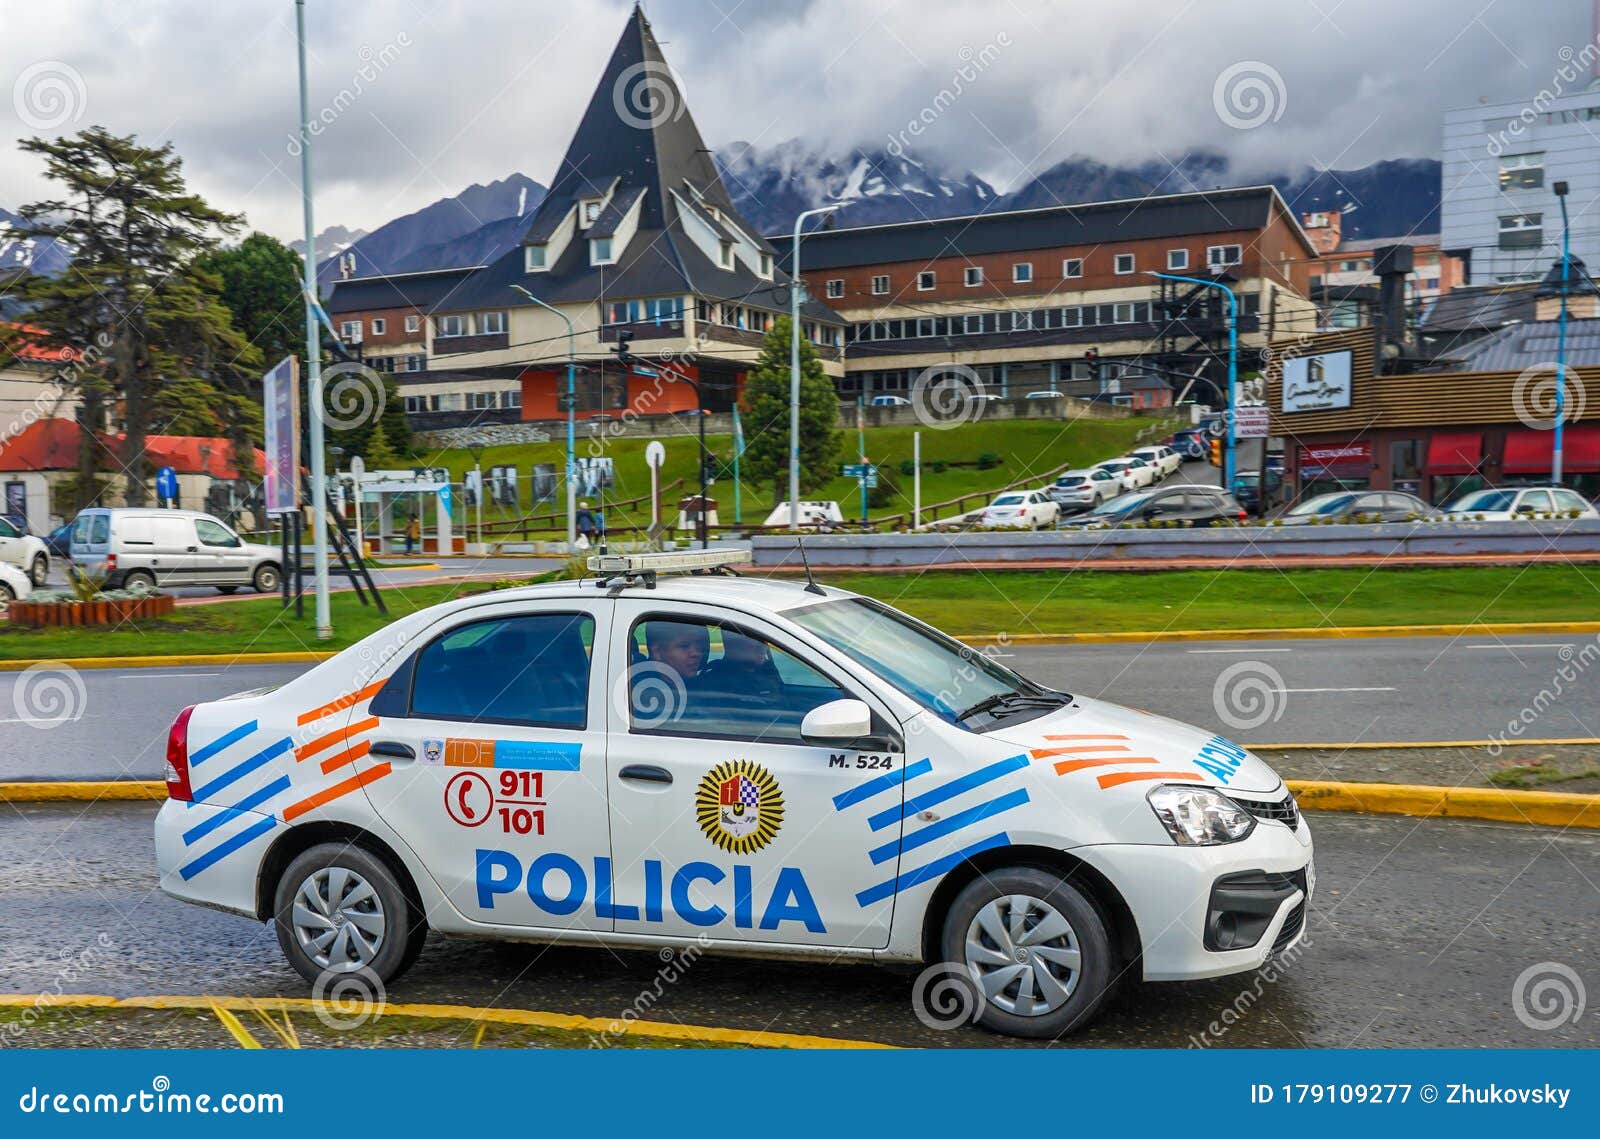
[
  {"x1": 272, "y1": 843, "x2": 425, "y2": 986},
  {"x1": 939, "y1": 867, "x2": 1115, "y2": 1038},
  {"x1": 253, "y1": 563, "x2": 280, "y2": 593},
  {"x1": 0, "y1": 582, "x2": 14, "y2": 603},
  {"x1": 29, "y1": 555, "x2": 48, "y2": 587}
]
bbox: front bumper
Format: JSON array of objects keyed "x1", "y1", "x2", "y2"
[{"x1": 1073, "y1": 812, "x2": 1313, "y2": 981}]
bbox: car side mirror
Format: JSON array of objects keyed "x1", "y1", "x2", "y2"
[{"x1": 801, "y1": 698, "x2": 872, "y2": 742}]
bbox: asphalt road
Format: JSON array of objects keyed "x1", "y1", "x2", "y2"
[
  {"x1": 2, "y1": 633, "x2": 1592, "y2": 782},
  {"x1": 0, "y1": 804, "x2": 1592, "y2": 1048}
]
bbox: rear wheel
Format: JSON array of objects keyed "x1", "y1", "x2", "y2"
[
  {"x1": 939, "y1": 867, "x2": 1116, "y2": 1039},
  {"x1": 0, "y1": 582, "x2": 14, "y2": 603},
  {"x1": 122, "y1": 569, "x2": 156, "y2": 592},
  {"x1": 273, "y1": 843, "x2": 425, "y2": 986},
  {"x1": 253, "y1": 563, "x2": 280, "y2": 593},
  {"x1": 28, "y1": 554, "x2": 47, "y2": 587}
]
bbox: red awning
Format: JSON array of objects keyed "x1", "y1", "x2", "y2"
[
  {"x1": 1502, "y1": 429, "x2": 1553, "y2": 474},
  {"x1": 1425, "y1": 432, "x2": 1484, "y2": 475},
  {"x1": 1562, "y1": 425, "x2": 1600, "y2": 473}
]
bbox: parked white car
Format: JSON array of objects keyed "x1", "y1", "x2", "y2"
[
  {"x1": 1093, "y1": 457, "x2": 1157, "y2": 491},
  {"x1": 869, "y1": 395, "x2": 910, "y2": 407},
  {"x1": 979, "y1": 490, "x2": 1061, "y2": 529},
  {"x1": 0, "y1": 561, "x2": 33, "y2": 603},
  {"x1": 0, "y1": 516, "x2": 50, "y2": 587},
  {"x1": 1435, "y1": 486, "x2": 1598, "y2": 521},
  {"x1": 154, "y1": 549, "x2": 1311, "y2": 1039},
  {"x1": 1047, "y1": 468, "x2": 1121, "y2": 512},
  {"x1": 1129, "y1": 445, "x2": 1182, "y2": 479}
]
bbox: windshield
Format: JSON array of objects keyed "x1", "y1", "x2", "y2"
[
  {"x1": 991, "y1": 494, "x2": 1025, "y2": 506},
  {"x1": 1288, "y1": 493, "x2": 1356, "y2": 516},
  {"x1": 788, "y1": 597, "x2": 1050, "y2": 724},
  {"x1": 1088, "y1": 489, "x2": 1156, "y2": 516},
  {"x1": 1448, "y1": 489, "x2": 1516, "y2": 512}
]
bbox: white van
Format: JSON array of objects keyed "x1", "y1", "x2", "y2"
[{"x1": 70, "y1": 508, "x2": 282, "y2": 594}]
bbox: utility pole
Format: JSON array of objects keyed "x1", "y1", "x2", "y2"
[
  {"x1": 789, "y1": 205, "x2": 840, "y2": 525},
  {"x1": 1554, "y1": 180, "x2": 1571, "y2": 485},
  {"x1": 509, "y1": 285, "x2": 577, "y2": 549},
  {"x1": 295, "y1": 0, "x2": 331, "y2": 638}
]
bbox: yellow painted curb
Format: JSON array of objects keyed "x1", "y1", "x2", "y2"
[
  {"x1": 0, "y1": 781, "x2": 166, "y2": 801},
  {"x1": 0, "y1": 652, "x2": 335, "y2": 672},
  {"x1": 0, "y1": 994, "x2": 891, "y2": 1050},
  {"x1": 1259, "y1": 739, "x2": 1600, "y2": 750},
  {"x1": 1285, "y1": 779, "x2": 1600, "y2": 829},
  {"x1": 961, "y1": 621, "x2": 1600, "y2": 645},
  {"x1": 370, "y1": 563, "x2": 441, "y2": 571}
]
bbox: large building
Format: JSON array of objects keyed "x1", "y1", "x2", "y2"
[
  {"x1": 785, "y1": 187, "x2": 1321, "y2": 407},
  {"x1": 1442, "y1": 90, "x2": 1600, "y2": 285},
  {"x1": 1299, "y1": 209, "x2": 1463, "y2": 329},
  {"x1": 326, "y1": 7, "x2": 845, "y2": 430}
]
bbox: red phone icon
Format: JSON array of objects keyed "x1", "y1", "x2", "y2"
[{"x1": 445, "y1": 771, "x2": 493, "y2": 827}]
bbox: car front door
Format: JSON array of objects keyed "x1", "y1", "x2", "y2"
[
  {"x1": 604, "y1": 601, "x2": 907, "y2": 949},
  {"x1": 1517, "y1": 490, "x2": 1555, "y2": 516},
  {"x1": 355, "y1": 598, "x2": 616, "y2": 931},
  {"x1": 0, "y1": 518, "x2": 19, "y2": 571},
  {"x1": 194, "y1": 516, "x2": 249, "y2": 583}
]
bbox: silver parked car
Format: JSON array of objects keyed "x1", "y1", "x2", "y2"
[{"x1": 69, "y1": 508, "x2": 282, "y2": 594}]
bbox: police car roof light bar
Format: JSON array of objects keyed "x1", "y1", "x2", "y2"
[{"x1": 586, "y1": 548, "x2": 747, "y2": 593}]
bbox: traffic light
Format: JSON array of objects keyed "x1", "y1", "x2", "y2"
[
  {"x1": 1083, "y1": 347, "x2": 1100, "y2": 386},
  {"x1": 1208, "y1": 437, "x2": 1223, "y2": 467},
  {"x1": 614, "y1": 328, "x2": 635, "y2": 366}
]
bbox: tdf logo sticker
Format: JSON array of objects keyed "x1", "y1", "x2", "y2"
[{"x1": 695, "y1": 760, "x2": 783, "y2": 854}]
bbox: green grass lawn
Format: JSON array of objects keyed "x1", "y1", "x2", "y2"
[
  {"x1": 4, "y1": 564, "x2": 1597, "y2": 661},
  {"x1": 422, "y1": 415, "x2": 1170, "y2": 532}
]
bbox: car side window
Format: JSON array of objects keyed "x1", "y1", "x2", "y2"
[
  {"x1": 194, "y1": 518, "x2": 240, "y2": 547},
  {"x1": 1554, "y1": 490, "x2": 1588, "y2": 512},
  {"x1": 409, "y1": 612, "x2": 594, "y2": 728},
  {"x1": 627, "y1": 615, "x2": 847, "y2": 743},
  {"x1": 0, "y1": 519, "x2": 16, "y2": 538},
  {"x1": 1520, "y1": 491, "x2": 1554, "y2": 513}
]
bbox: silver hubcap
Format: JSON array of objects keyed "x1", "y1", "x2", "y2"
[
  {"x1": 292, "y1": 867, "x2": 386, "y2": 971},
  {"x1": 964, "y1": 894, "x2": 1081, "y2": 1016}
]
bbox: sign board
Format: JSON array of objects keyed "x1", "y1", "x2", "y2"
[
  {"x1": 349, "y1": 455, "x2": 365, "y2": 480},
  {"x1": 645, "y1": 441, "x2": 666, "y2": 469},
  {"x1": 1298, "y1": 442, "x2": 1372, "y2": 470},
  {"x1": 842, "y1": 463, "x2": 876, "y2": 477},
  {"x1": 1281, "y1": 350, "x2": 1353, "y2": 413},
  {"x1": 155, "y1": 466, "x2": 178, "y2": 502},
  {"x1": 1234, "y1": 406, "x2": 1269, "y2": 439},
  {"x1": 262, "y1": 356, "x2": 300, "y2": 514}
]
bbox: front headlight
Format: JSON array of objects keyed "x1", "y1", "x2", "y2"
[{"x1": 1147, "y1": 784, "x2": 1256, "y2": 845}]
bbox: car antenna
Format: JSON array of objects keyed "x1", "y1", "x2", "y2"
[{"x1": 794, "y1": 531, "x2": 825, "y2": 596}]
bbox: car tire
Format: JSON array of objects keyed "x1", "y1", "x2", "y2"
[
  {"x1": 939, "y1": 867, "x2": 1116, "y2": 1039},
  {"x1": 28, "y1": 554, "x2": 48, "y2": 587},
  {"x1": 216, "y1": 585, "x2": 239, "y2": 595},
  {"x1": 273, "y1": 843, "x2": 426, "y2": 987},
  {"x1": 0, "y1": 582, "x2": 13, "y2": 603},
  {"x1": 122, "y1": 569, "x2": 156, "y2": 592},
  {"x1": 253, "y1": 563, "x2": 281, "y2": 593}
]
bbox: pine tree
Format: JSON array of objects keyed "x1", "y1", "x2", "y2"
[
  {"x1": 195, "y1": 232, "x2": 304, "y2": 372},
  {"x1": 361, "y1": 421, "x2": 400, "y2": 469},
  {"x1": 739, "y1": 317, "x2": 841, "y2": 505}
]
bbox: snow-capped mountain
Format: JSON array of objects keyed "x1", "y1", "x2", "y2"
[
  {"x1": 289, "y1": 224, "x2": 367, "y2": 261},
  {"x1": 0, "y1": 207, "x2": 72, "y2": 277},
  {"x1": 718, "y1": 140, "x2": 998, "y2": 233}
]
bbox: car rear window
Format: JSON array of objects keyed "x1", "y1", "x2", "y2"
[{"x1": 408, "y1": 613, "x2": 594, "y2": 728}]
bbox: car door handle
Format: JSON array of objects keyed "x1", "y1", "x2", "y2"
[
  {"x1": 369, "y1": 740, "x2": 415, "y2": 761},
  {"x1": 618, "y1": 764, "x2": 672, "y2": 785}
]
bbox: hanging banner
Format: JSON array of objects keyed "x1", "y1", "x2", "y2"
[{"x1": 262, "y1": 356, "x2": 300, "y2": 515}]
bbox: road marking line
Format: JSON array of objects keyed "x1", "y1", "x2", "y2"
[
  {"x1": 1278, "y1": 686, "x2": 1396, "y2": 693},
  {"x1": 1187, "y1": 647, "x2": 1293, "y2": 654},
  {"x1": 1465, "y1": 643, "x2": 1574, "y2": 650},
  {"x1": 111, "y1": 672, "x2": 222, "y2": 678}
]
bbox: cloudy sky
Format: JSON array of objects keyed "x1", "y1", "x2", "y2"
[{"x1": 0, "y1": 0, "x2": 1590, "y2": 240}]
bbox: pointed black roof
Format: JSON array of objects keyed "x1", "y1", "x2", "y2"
[{"x1": 1535, "y1": 254, "x2": 1600, "y2": 297}]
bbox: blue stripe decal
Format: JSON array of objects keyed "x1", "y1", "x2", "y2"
[
  {"x1": 190, "y1": 737, "x2": 292, "y2": 803},
  {"x1": 188, "y1": 721, "x2": 257, "y2": 766},
  {"x1": 178, "y1": 814, "x2": 277, "y2": 881},
  {"x1": 855, "y1": 832, "x2": 1012, "y2": 908},
  {"x1": 866, "y1": 753, "x2": 1028, "y2": 832},
  {"x1": 832, "y1": 757, "x2": 931, "y2": 811},
  {"x1": 181, "y1": 775, "x2": 292, "y2": 846},
  {"x1": 493, "y1": 740, "x2": 582, "y2": 770},
  {"x1": 867, "y1": 787, "x2": 1030, "y2": 866}
]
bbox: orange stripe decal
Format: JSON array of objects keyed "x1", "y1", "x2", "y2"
[
  {"x1": 1097, "y1": 770, "x2": 1203, "y2": 790},
  {"x1": 282, "y1": 762, "x2": 392, "y2": 822},
  {"x1": 1041, "y1": 734, "x2": 1128, "y2": 741},
  {"x1": 296, "y1": 682, "x2": 384, "y2": 727},
  {"x1": 1030, "y1": 745, "x2": 1131, "y2": 758},
  {"x1": 318, "y1": 738, "x2": 373, "y2": 775},
  {"x1": 1054, "y1": 756, "x2": 1159, "y2": 775},
  {"x1": 296, "y1": 716, "x2": 379, "y2": 762}
]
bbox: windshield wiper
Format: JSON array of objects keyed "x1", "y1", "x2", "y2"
[{"x1": 954, "y1": 691, "x2": 1067, "y2": 723}]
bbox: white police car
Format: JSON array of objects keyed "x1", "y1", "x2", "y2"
[{"x1": 155, "y1": 550, "x2": 1312, "y2": 1038}]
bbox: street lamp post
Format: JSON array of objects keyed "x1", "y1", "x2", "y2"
[
  {"x1": 789, "y1": 205, "x2": 840, "y2": 526},
  {"x1": 509, "y1": 285, "x2": 577, "y2": 549},
  {"x1": 1554, "y1": 180, "x2": 1571, "y2": 485},
  {"x1": 1147, "y1": 271, "x2": 1239, "y2": 489},
  {"x1": 295, "y1": 0, "x2": 331, "y2": 638}
]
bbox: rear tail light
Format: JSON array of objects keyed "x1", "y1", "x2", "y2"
[
  {"x1": 165, "y1": 705, "x2": 196, "y2": 801},
  {"x1": 105, "y1": 553, "x2": 117, "y2": 570},
  {"x1": 1236, "y1": 510, "x2": 1249, "y2": 521}
]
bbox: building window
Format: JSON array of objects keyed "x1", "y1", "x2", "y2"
[
  {"x1": 436, "y1": 314, "x2": 465, "y2": 338},
  {"x1": 468, "y1": 392, "x2": 498, "y2": 411},
  {"x1": 339, "y1": 320, "x2": 363, "y2": 342},
  {"x1": 591, "y1": 237, "x2": 615, "y2": 264},
  {"x1": 964, "y1": 266, "x2": 983, "y2": 287},
  {"x1": 718, "y1": 241, "x2": 734, "y2": 269},
  {"x1": 1060, "y1": 306, "x2": 1082, "y2": 327},
  {"x1": 1207, "y1": 244, "x2": 1243, "y2": 268},
  {"x1": 759, "y1": 253, "x2": 773, "y2": 278},
  {"x1": 404, "y1": 314, "x2": 421, "y2": 334},
  {"x1": 502, "y1": 389, "x2": 521, "y2": 410},
  {"x1": 826, "y1": 278, "x2": 844, "y2": 299},
  {"x1": 917, "y1": 270, "x2": 936, "y2": 291},
  {"x1": 1011, "y1": 310, "x2": 1033, "y2": 331},
  {"x1": 963, "y1": 314, "x2": 983, "y2": 334},
  {"x1": 525, "y1": 245, "x2": 547, "y2": 272},
  {"x1": 1499, "y1": 152, "x2": 1544, "y2": 191},
  {"x1": 916, "y1": 318, "x2": 934, "y2": 337},
  {"x1": 1063, "y1": 258, "x2": 1083, "y2": 279},
  {"x1": 1498, "y1": 213, "x2": 1543, "y2": 249},
  {"x1": 480, "y1": 311, "x2": 507, "y2": 335},
  {"x1": 370, "y1": 317, "x2": 386, "y2": 336},
  {"x1": 1166, "y1": 249, "x2": 1188, "y2": 271},
  {"x1": 581, "y1": 199, "x2": 602, "y2": 227},
  {"x1": 400, "y1": 355, "x2": 425, "y2": 373},
  {"x1": 871, "y1": 274, "x2": 890, "y2": 295},
  {"x1": 1113, "y1": 302, "x2": 1134, "y2": 323},
  {"x1": 1114, "y1": 253, "x2": 1135, "y2": 275},
  {"x1": 1013, "y1": 262, "x2": 1033, "y2": 283}
]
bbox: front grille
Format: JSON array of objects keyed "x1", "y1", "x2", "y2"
[
  {"x1": 1272, "y1": 900, "x2": 1306, "y2": 954},
  {"x1": 1234, "y1": 790, "x2": 1300, "y2": 831}
]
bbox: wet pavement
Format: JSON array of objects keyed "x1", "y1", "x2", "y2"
[{"x1": 1, "y1": 805, "x2": 1594, "y2": 1048}]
